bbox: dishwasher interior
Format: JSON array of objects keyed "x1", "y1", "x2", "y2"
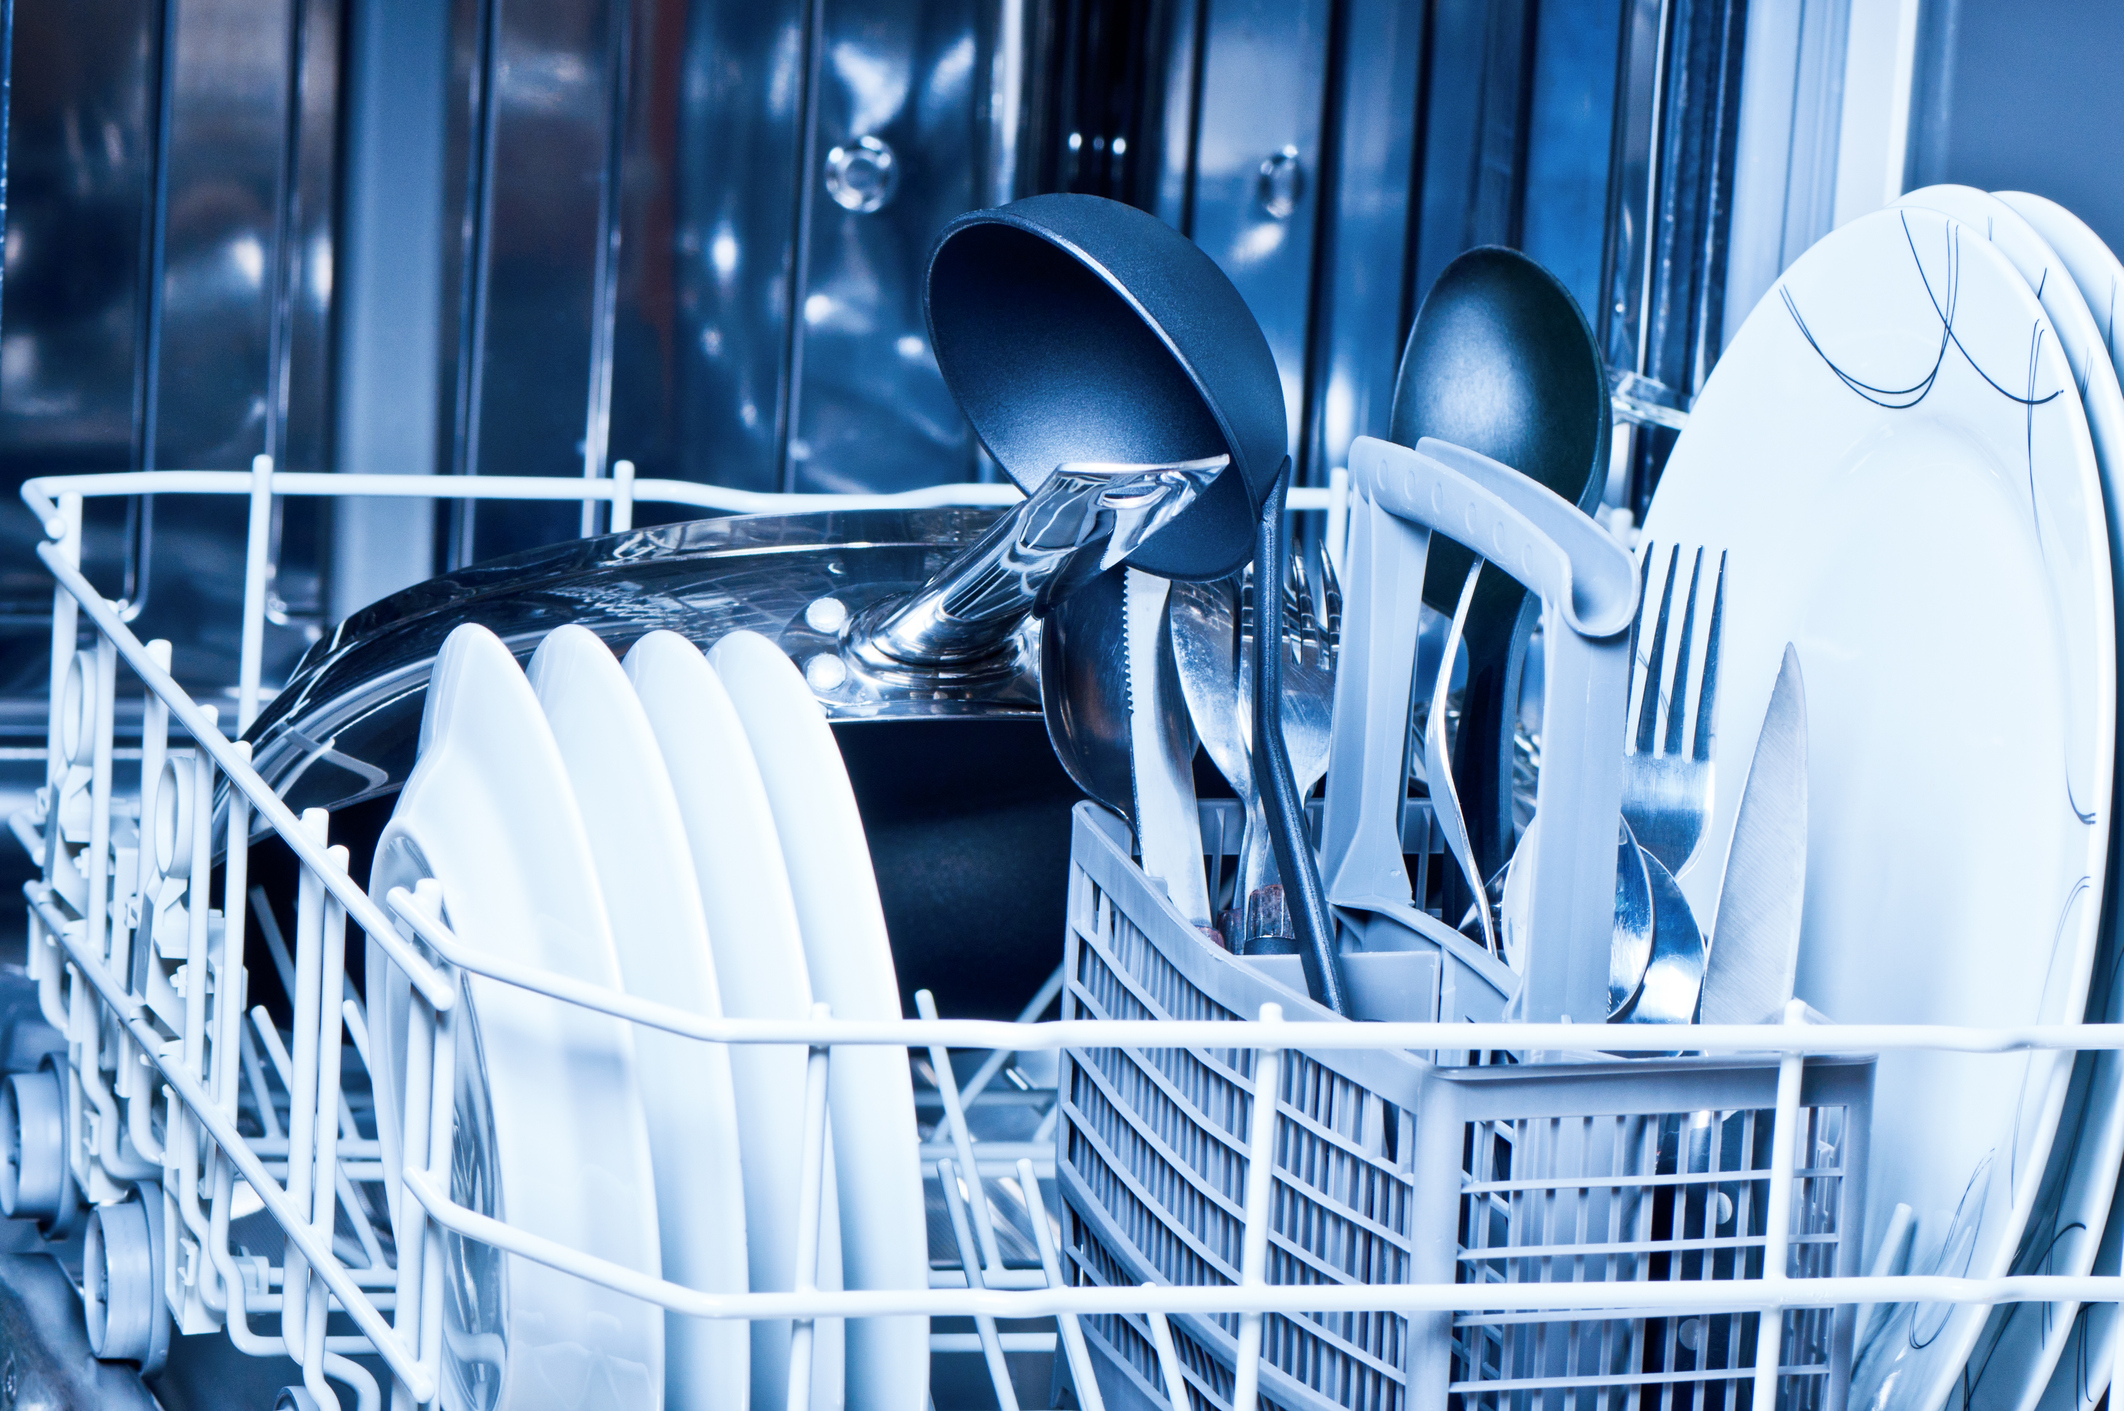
[{"x1": 0, "y1": 0, "x2": 2121, "y2": 1407}]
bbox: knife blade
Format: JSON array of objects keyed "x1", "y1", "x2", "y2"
[
  {"x1": 1124, "y1": 567, "x2": 1213, "y2": 927},
  {"x1": 1702, "y1": 643, "x2": 1808, "y2": 1025}
]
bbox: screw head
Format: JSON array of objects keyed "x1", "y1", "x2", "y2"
[
  {"x1": 804, "y1": 596, "x2": 849, "y2": 634},
  {"x1": 804, "y1": 654, "x2": 849, "y2": 692},
  {"x1": 824, "y1": 136, "x2": 899, "y2": 214}
]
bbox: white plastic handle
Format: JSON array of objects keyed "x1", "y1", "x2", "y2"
[
  {"x1": 1361, "y1": 436, "x2": 1638, "y2": 641},
  {"x1": 1329, "y1": 437, "x2": 1637, "y2": 1024}
]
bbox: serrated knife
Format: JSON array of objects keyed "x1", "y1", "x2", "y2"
[
  {"x1": 1702, "y1": 643, "x2": 1808, "y2": 1025},
  {"x1": 1124, "y1": 567, "x2": 1212, "y2": 927}
]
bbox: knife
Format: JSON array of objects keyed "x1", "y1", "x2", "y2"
[
  {"x1": 1701, "y1": 643, "x2": 1808, "y2": 1025},
  {"x1": 1124, "y1": 567, "x2": 1213, "y2": 927}
]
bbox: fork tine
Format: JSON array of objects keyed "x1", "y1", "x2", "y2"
[
  {"x1": 1318, "y1": 534, "x2": 1342, "y2": 645},
  {"x1": 1290, "y1": 547, "x2": 1314, "y2": 652},
  {"x1": 1691, "y1": 551, "x2": 1727, "y2": 762},
  {"x1": 1662, "y1": 548, "x2": 1704, "y2": 758},
  {"x1": 1634, "y1": 545, "x2": 1679, "y2": 756}
]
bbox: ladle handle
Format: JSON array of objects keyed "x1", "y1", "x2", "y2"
[
  {"x1": 1254, "y1": 467, "x2": 1348, "y2": 1016},
  {"x1": 1327, "y1": 436, "x2": 1637, "y2": 1025}
]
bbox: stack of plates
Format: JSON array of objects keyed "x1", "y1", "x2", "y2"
[
  {"x1": 1643, "y1": 189, "x2": 2124, "y2": 1411},
  {"x1": 368, "y1": 621, "x2": 929, "y2": 1411}
]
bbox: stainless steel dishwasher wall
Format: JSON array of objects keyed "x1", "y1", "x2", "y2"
[{"x1": 0, "y1": 0, "x2": 1749, "y2": 699}]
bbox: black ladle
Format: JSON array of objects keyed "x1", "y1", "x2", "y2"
[
  {"x1": 927, "y1": 195, "x2": 1351, "y2": 1014},
  {"x1": 927, "y1": 194, "x2": 1286, "y2": 581},
  {"x1": 1387, "y1": 248, "x2": 1610, "y2": 909}
]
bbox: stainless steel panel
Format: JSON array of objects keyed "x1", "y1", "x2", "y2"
[
  {"x1": 449, "y1": 0, "x2": 629, "y2": 560},
  {"x1": 1601, "y1": 0, "x2": 1664, "y2": 378},
  {"x1": 1185, "y1": 0, "x2": 1332, "y2": 472},
  {"x1": 0, "y1": 0, "x2": 157, "y2": 620},
  {"x1": 664, "y1": 0, "x2": 809, "y2": 497},
  {"x1": 1303, "y1": 0, "x2": 1425, "y2": 482},
  {"x1": 788, "y1": 0, "x2": 987, "y2": 494},
  {"x1": 601, "y1": 0, "x2": 689, "y2": 507},
  {"x1": 333, "y1": 0, "x2": 453, "y2": 617},
  {"x1": 1410, "y1": 0, "x2": 1539, "y2": 314},
  {"x1": 1520, "y1": 0, "x2": 1628, "y2": 323},
  {"x1": 1602, "y1": 0, "x2": 1749, "y2": 511},
  {"x1": 1148, "y1": 0, "x2": 1197, "y2": 227},
  {"x1": 1721, "y1": 0, "x2": 1846, "y2": 351},
  {"x1": 134, "y1": 0, "x2": 337, "y2": 694}
]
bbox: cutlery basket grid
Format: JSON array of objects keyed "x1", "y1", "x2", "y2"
[{"x1": 1057, "y1": 803, "x2": 1873, "y2": 1411}]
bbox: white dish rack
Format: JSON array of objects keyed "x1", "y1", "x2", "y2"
[{"x1": 9, "y1": 460, "x2": 2124, "y2": 1411}]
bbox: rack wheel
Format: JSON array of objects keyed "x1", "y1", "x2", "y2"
[
  {"x1": 83, "y1": 1183, "x2": 170, "y2": 1375},
  {"x1": 273, "y1": 1390, "x2": 323, "y2": 1410},
  {"x1": 1, "y1": 1068, "x2": 64, "y2": 1220},
  {"x1": 0, "y1": 1062, "x2": 81, "y2": 1234}
]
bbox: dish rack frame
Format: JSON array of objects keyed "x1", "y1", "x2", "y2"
[{"x1": 10, "y1": 460, "x2": 2124, "y2": 1411}]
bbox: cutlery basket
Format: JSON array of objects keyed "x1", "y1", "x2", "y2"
[{"x1": 1056, "y1": 802, "x2": 1875, "y2": 1411}]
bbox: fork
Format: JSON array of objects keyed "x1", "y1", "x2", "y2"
[
  {"x1": 1622, "y1": 542, "x2": 1727, "y2": 877},
  {"x1": 1169, "y1": 541, "x2": 1338, "y2": 949}
]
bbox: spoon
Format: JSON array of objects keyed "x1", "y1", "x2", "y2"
[
  {"x1": 1619, "y1": 847, "x2": 1706, "y2": 1026},
  {"x1": 1425, "y1": 559, "x2": 1497, "y2": 957},
  {"x1": 1387, "y1": 248, "x2": 1612, "y2": 901}
]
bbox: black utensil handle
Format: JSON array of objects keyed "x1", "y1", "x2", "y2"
[{"x1": 1253, "y1": 465, "x2": 1349, "y2": 1017}]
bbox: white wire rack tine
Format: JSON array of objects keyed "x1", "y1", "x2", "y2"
[
  {"x1": 1016, "y1": 1156, "x2": 1104, "y2": 1411},
  {"x1": 181, "y1": 743, "x2": 214, "y2": 1081},
  {"x1": 938, "y1": 1156, "x2": 1020, "y2": 1411},
  {"x1": 931, "y1": 964, "x2": 1066, "y2": 1149},
  {"x1": 239, "y1": 1019, "x2": 283, "y2": 1141},
  {"x1": 787, "y1": 1003, "x2": 833, "y2": 1411},
  {"x1": 1230, "y1": 1002, "x2": 1283, "y2": 1411},
  {"x1": 415, "y1": 978, "x2": 457, "y2": 1394},
  {"x1": 252, "y1": 883, "x2": 300, "y2": 1012},
  {"x1": 237, "y1": 454, "x2": 272, "y2": 734},
  {"x1": 389, "y1": 899, "x2": 439, "y2": 1410},
  {"x1": 311, "y1": 845, "x2": 353, "y2": 1340},
  {"x1": 282, "y1": 811, "x2": 329, "y2": 1354},
  {"x1": 342, "y1": 999, "x2": 371, "y2": 1075},
  {"x1": 302, "y1": 1282, "x2": 339, "y2": 1411},
  {"x1": 915, "y1": 988, "x2": 1005, "y2": 1276},
  {"x1": 1755, "y1": 998, "x2": 1808, "y2": 1405},
  {"x1": 251, "y1": 1008, "x2": 295, "y2": 1099},
  {"x1": 85, "y1": 637, "x2": 114, "y2": 969},
  {"x1": 335, "y1": 1163, "x2": 386, "y2": 1270},
  {"x1": 610, "y1": 458, "x2": 636, "y2": 532},
  {"x1": 1143, "y1": 1285, "x2": 1193, "y2": 1411},
  {"x1": 42, "y1": 492, "x2": 78, "y2": 798},
  {"x1": 221, "y1": 741, "x2": 253, "y2": 1116}
]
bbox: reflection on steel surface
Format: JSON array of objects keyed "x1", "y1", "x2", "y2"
[
  {"x1": 242, "y1": 508, "x2": 1041, "y2": 815},
  {"x1": 848, "y1": 454, "x2": 1226, "y2": 673}
]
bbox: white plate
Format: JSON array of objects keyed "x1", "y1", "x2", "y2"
[
  {"x1": 529, "y1": 625, "x2": 751, "y2": 1411},
  {"x1": 1641, "y1": 204, "x2": 2114, "y2": 1410},
  {"x1": 1998, "y1": 188, "x2": 2124, "y2": 1411},
  {"x1": 625, "y1": 630, "x2": 844, "y2": 1411},
  {"x1": 708, "y1": 630, "x2": 929, "y2": 1411},
  {"x1": 1892, "y1": 186, "x2": 2124, "y2": 1411},
  {"x1": 368, "y1": 623, "x2": 663, "y2": 1410}
]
